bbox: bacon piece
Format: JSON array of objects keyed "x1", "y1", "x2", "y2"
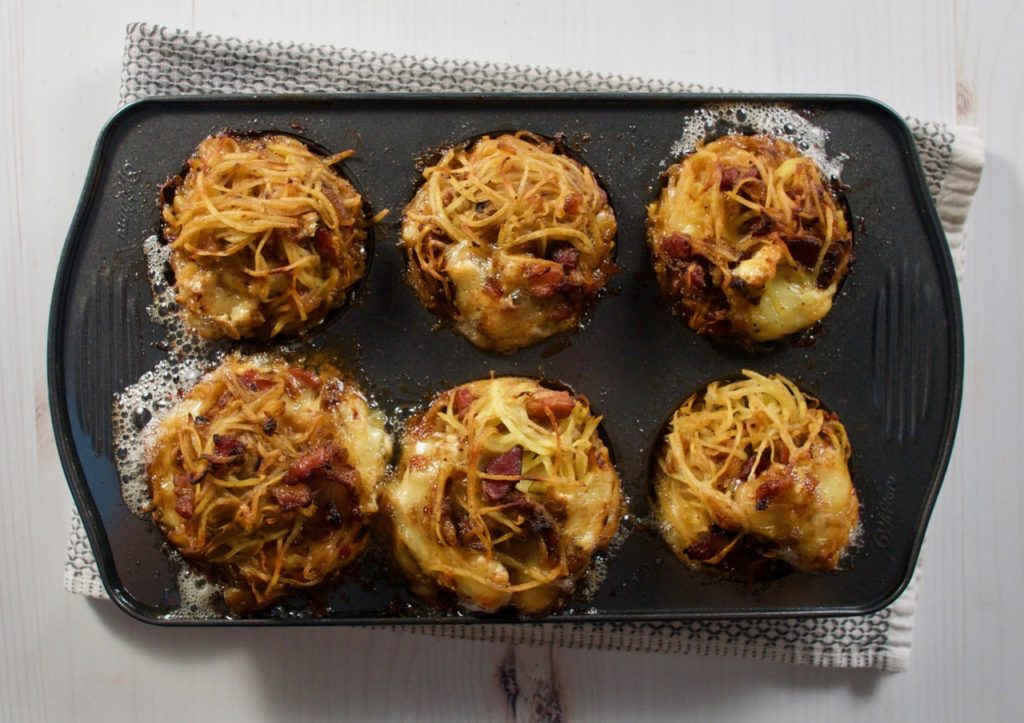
[
  {"x1": 237, "y1": 369, "x2": 276, "y2": 392},
  {"x1": 702, "y1": 319, "x2": 732, "y2": 336},
  {"x1": 173, "y1": 473, "x2": 195, "y2": 519},
  {"x1": 453, "y1": 387, "x2": 476, "y2": 416},
  {"x1": 213, "y1": 434, "x2": 244, "y2": 458},
  {"x1": 482, "y1": 445, "x2": 524, "y2": 501},
  {"x1": 526, "y1": 390, "x2": 576, "y2": 423},
  {"x1": 203, "y1": 434, "x2": 245, "y2": 464},
  {"x1": 720, "y1": 165, "x2": 759, "y2": 192},
  {"x1": 661, "y1": 232, "x2": 693, "y2": 261},
  {"x1": 738, "y1": 449, "x2": 771, "y2": 481},
  {"x1": 439, "y1": 496, "x2": 461, "y2": 546},
  {"x1": 686, "y1": 262, "x2": 707, "y2": 292},
  {"x1": 522, "y1": 262, "x2": 565, "y2": 298},
  {"x1": 320, "y1": 182, "x2": 353, "y2": 225},
  {"x1": 284, "y1": 442, "x2": 336, "y2": 483},
  {"x1": 313, "y1": 226, "x2": 339, "y2": 265},
  {"x1": 272, "y1": 483, "x2": 313, "y2": 512},
  {"x1": 785, "y1": 237, "x2": 823, "y2": 268},
  {"x1": 550, "y1": 244, "x2": 580, "y2": 271},
  {"x1": 755, "y1": 475, "x2": 789, "y2": 511},
  {"x1": 562, "y1": 192, "x2": 582, "y2": 215},
  {"x1": 482, "y1": 276, "x2": 504, "y2": 299},
  {"x1": 685, "y1": 531, "x2": 733, "y2": 561},
  {"x1": 500, "y1": 493, "x2": 560, "y2": 555},
  {"x1": 175, "y1": 491, "x2": 195, "y2": 519},
  {"x1": 816, "y1": 244, "x2": 844, "y2": 288},
  {"x1": 748, "y1": 212, "x2": 774, "y2": 236},
  {"x1": 288, "y1": 367, "x2": 322, "y2": 389}
]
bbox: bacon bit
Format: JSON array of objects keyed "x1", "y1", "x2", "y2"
[
  {"x1": 453, "y1": 387, "x2": 476, "y2": 416},
  {"x1": 320, "y1": 181, "x2": 351, "y2": 222},
  {"x1": 439, "y1": 496, "x2": 461, "y2": 546},
  {"x1": 175, "y1": 490, "x2": 195, "y2": 519},
  {"x1": 207, "y1": 434, "x2": 245, "y2": 462},
  {"x1": 501, "y1": 494, "x2": 560, "y2": 554},
  {"x1": 213, "y1": 434, "x2": 244, "y2": 457},
  {"x1": 263, "y1": 417, "x2": 277, "y2": 434},
  {"x1": 173, "y1": 473, "x2": 195, "y2": 519},
  {"x1": 522, "y1": 262, "x2": 565, "y2": 298},
  {"x1": 441, "y1": 189, "x2": 455, "y2": 205},
  {"x1": 483, "y1": 276, "x2": 504, "y2": 299},
  {"x1": 550, "y1": 244, "x2": 580, "y2": 271},
  {"x1": 662, "y1": 232, "x2": 693, "y2": 261},
  {"x1": 213, "y1": 390, "x2": 233, "y2": 411},
  {"x1": 526, "y1": 390, "x2": 576, "y2": 423},
  {"x1": 237, "y1": 369, "x2": 275, "y2": 392},
  {"x1": 720, "y1": 165, "x2": 759, "y2": 192},
  {"x1": 785, "y1": 237, "x2": 823, "y2": 268},
  {"x1": 748, "y1": 212, "x2": 774, "y2": 236},
  {"x1": 313, "y1": 226, "x2": 339, "y2": 265},
  {"x1": 562, "y1": 193, "x2": 582, "y2": 215},
  {"x1": 755, "y1": 475, "x2": 789, "y2": 511},
  {"x1": 686, "y1": 262, "x2": 707, "y2": 292},
  {"x1": 483, "y1": 445, "x2": 523, "y2": 501},
  {"x1": 702, "y1": 319, "x2": 732, "y2": 336},
  {"x1": 738, "y1": 449, "x2": 771, "y2": 481},
  {"x1": 685, "y1": 531, "x2": 732, "y2": 561},
  {"x1": 328, "y1": 464, "x2": 361, "y2": 491},
  {"x1": 272, "y1": 483, "x2": 313, "y2": 512},
  {"x1": 284, "y1": 442, "x2": 336, "y2": 483},
  {"x1": 288, "y1": 367, "x2": 322, "y2": 389}
]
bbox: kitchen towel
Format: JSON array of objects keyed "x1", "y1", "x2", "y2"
[{"x1": 63, "y1": 22, "x2": 984, "y2": 673}]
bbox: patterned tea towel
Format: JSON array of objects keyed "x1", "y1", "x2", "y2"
[{"x1": 63, "y1": 22, "x2": 985, "y2": 673}]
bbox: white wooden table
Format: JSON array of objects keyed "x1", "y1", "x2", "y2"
[{"x1": 2, "y1": 1, "x2": 1020, "y2": 720}]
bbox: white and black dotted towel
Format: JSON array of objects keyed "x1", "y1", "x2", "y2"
[{"x1": 64, "y1": 22, "x2": 985, "y2": 673}]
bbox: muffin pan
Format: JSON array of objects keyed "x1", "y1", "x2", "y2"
[{"x1": 48, "y1": 93, "x2": 962, "y2": 625}]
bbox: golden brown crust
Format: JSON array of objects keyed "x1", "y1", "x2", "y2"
[
  {"x1": 401, "y1": 132, "x2": 617, "y2": 352},
  {"x1": 162, "y1": 133, "x2": 369, "y2": 340},
  {"x1": 647, "y1": 135, "x2": 853, "y2": 342},
  {"x1": 145, "y1": 353, "x2": 392, "y2": 612},
  {"x1": 382, "y1": 377, "x2": 623, "y2": 614},
  {"x1": 652, "y1": 370, "x2": 860, "y2": 574}
]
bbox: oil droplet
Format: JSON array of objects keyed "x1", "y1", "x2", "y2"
[{"x1": 131, "y1": 406, "x2": 152, "y2": 429}]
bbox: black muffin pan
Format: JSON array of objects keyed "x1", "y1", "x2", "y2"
[{"x1": 48, "y1": 94, "x2": 962, "y2": 625}]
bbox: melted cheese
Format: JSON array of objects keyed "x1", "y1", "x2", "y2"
[
  {"x1": 654, "y1": 370, "x2": 859, "y2": 573},
  {"x1": 383, "y1": 377, "x2": 623, "y2": 614},
  {"x1": 744, "y1": 266, "x2": 835, "y2": 341}
]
